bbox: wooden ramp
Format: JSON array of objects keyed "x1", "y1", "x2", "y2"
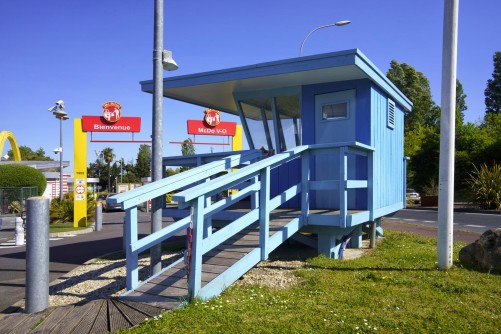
[{"x1": 0, "y1": 210, "x2": 302, "y2": 334}]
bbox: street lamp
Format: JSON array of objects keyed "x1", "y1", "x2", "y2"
[
  {"x1": 151, "y1": 0, "x2": 180, "y2": 276},
  {"x1": 299, "y1": 20, "x2": 351, "y2": 56},
  {"x1": 48, "y1": 100, "x2": 69, "y2": 201}
]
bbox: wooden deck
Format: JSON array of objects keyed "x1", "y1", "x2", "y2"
[{"x1": 0, "y1": 210, "x2": 301, "y2": 333}]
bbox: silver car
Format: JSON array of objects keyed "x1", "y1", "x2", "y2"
[
  {"x1": 103, "y1": 193, "x2": 122, "y2": 212},
  {"x1": 406, "y1": 188, "x2": 421, "y2": 204}
]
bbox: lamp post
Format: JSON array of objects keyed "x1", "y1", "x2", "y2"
[
  {"x1": 299, "y1": 20, "x2": 351, "y2": 57},
  {"x1": 151, "y1": 0, "x2": 179, "y2": 275},
  {"x1": 48, "y1": 101, "x2": 69, "y2": 201}
]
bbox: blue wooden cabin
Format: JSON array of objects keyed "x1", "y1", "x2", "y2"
[{"x1": 111, "y1": 49, "x2": 412, "y2": 302}]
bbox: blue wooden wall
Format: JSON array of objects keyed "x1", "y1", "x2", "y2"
[
  {"x1": 370, "y1": 86, "x2": 405, "y2": 215},
  {"x1": 269, "y1": 79, "x2": 405, "y2": 213}
]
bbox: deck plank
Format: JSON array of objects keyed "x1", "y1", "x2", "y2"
[
  {"x1": 87, "y1": 300, "x2": 109, "y2": 334},
  {"x1": 108, "y1": 299, "x2": 133, "y2": 333},
  {"x1": 9, "y1": 308, "x2": 54, "y2": 334},
  {"x1": 117, "y1": 300, "x2": 165, "y2": 317},
  {"x1": 0, "y1": 313, "x2": 27, "y2": 333},
  {"x1": 122, "y1": 293, "x2": 183, "y2": 310},
  {"x1": 31, "y1": 305, "x2": 74, "y2": 333},
  {"x1": 70, "y1": 300, "x2": 106, "y2": 334},
  {"x1": 135, "y1": 282, "x2": 188, "y2": 299},
  {"x1": 112, "y1": 299, "x2": 156, "y2": 326},
  {"x1": 49, "y1": 301, "x2": 97, "y2": 334}
]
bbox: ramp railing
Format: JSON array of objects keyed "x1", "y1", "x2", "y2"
[
  {"x1": 113, "y1": 142, "x2": 374, "y2": 296},
  {"x1": 109, "y1": 150, "x2": 261, "y2": 290}
]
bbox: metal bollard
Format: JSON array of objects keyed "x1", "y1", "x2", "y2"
[
  {"x1": 25, "y1": 197, "x2": 50, "y2": 313},
  {"x1": 95, "y1": 202, "x2": 102, "y2": 231},
  {"x1": 15, "y1": 217, "x2": 24, "y2": 246}
]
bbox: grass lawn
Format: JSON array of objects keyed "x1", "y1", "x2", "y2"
[
  {"x1": 122, "y1": 231, "x2": 500, "y2": 334},
  {"x1": 49, "y1": 222, "x2": 91, "y2": 234}
]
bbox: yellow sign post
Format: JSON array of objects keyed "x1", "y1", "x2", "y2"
[{"x1": 73, "y1": 119, "x2": 88, "y2": 227}]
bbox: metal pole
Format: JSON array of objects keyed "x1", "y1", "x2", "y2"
[
  {"x1": 95, "y1": 202, "x2": 102, "y2": 231},
  {"x1": 59, "y1": 117, "x2": 63, "y2": 201},
  {"x1": 151, "y1": 0, "x2": 164, "y2": 275},
  {"x1": 25, "y1": 197, "x2": 49, "y2": 313},
  {"x1": 438, "y1": 0, "x2": 459, "y2": 269}
]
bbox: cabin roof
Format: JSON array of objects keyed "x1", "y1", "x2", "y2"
[{"x1": 140, "y1": 49, "x2": 412, "y2": 114}]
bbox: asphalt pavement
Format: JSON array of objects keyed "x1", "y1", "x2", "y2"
[
  {"x1": 0, "y1": 206, "x2": 497, "y2": 315},
  {"x1": 0, "y1": 211, "x2": 179, "y2": 314}
]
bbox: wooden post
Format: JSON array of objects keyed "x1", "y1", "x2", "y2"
[{"x1": 259, "y1": 167, "x2": 270, "y2": 260}]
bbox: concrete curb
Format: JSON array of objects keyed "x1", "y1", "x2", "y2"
[{"x1": 49, "y1": 225, "x2": 95, "y2": 238}]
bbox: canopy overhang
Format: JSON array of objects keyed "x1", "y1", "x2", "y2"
[{"x1": 140, "y1": 49, "x2": 412, "y2": 115}]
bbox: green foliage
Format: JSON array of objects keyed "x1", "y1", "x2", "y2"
[
  {"x1": 485, "y1": 51, "x2": 501, "y2": 114},
  {"x1": 180, "y1": 138, "x2": 196, "y2": 172},
  {"x1": 50, "y1": 192, "x2": 96, "y2": 224},
  {"x1": 100, "y1": 147, "x2": 115, "y2": 192},
  {"x1": 7, "y1": 146, "x2": 53, "y2": 161},
  {"x1": 135, "y1": 144, "x2": 152, "y2": 178},
  {"x1": 181, "y1": 138, "x2": 196, "y2": 156},
  {"x1": 468, "y1": 163, "x2": 501, "y2": 210},
  {"x1": 387, "y1": 60, "x2": 439, "y2": 131},
  {"x1": 0, "y1": 164, "x2": 46, "y2": 195},
  {"x1": 408, "y1": 128, "x2": 440, "y2": 190},
  {"x1": 125, "y1": 231, "x2": 501, "y2": 334}
]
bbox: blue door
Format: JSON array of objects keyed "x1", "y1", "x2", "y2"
[{"x1": 314, "y1": 90, "x2": 356, "y2": 209}]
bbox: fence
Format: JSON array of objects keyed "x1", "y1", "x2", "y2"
[{"x1": 0, "y1": 187, "x2": 38, "y2": 215}]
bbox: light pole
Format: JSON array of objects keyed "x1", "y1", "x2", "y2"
[
  {"x1": 299, "y1": 20, "x2": 351, "y2": 57},
  {"x1": 151, "y1": 0, "x2": 179, "y2": 275},
  {"x1": 48, "y1": 101, "x2": 69, "y2": 201}
]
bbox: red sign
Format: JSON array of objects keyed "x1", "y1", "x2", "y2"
[
  {"x1": 204, "y1": 109, "x2": 221, "y2": 127},
  {"x1": 75, "y1": 185, "x2": 85, "y2": 194},
  {"x1": 82, "y1": 116, "x2": 141, "y2": 132},
  {"x1": 102, "y1": 101, "x2": 122, "y2": 123},
  {"x1": 187, "y1": 120, "x2": 236, "y2": 136}
]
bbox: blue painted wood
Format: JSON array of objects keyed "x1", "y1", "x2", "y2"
[
  {"x1": 339, "y1": 147, "x2": 348, "y2": 228},
  {"x1": 199, "y1": 248, "x2": 261, "y2": 300},
  {"x1": 131, "y1": 217, "x2": 190, "y2": 254},
  {"x1": 301, "y1": 152, "x2": 310, "y2": 222},
  {"x1": 267, "y1": 217, "x2": 303, "y2": 250},
  {"x1": 268, "y1": 184, "x2": 301, "y2": 211},
  {"x1": 110, "y1": 150, "x2": 261, "y2": 209},
  {"x1": 189, "y1": 196, "x2": 205, "y2": 298},
  {"x1": 125, "y1": 207, "x2": 138, "y2": 291},
  {"x1": 259, "y1": 167, "x2": 270, "y2": 260},
  {"x1": 202, "y1": 210, "x2": 259, "y2": 254},
  {"x1": 370, "y1": 86, "x2": 405, "y2": 213}
]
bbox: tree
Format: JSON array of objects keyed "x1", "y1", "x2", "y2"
[
  {"x1": 100, "y1": 147, "x2": 115, "y2": 192},
  {"x1": 8, "y1": 146, "x2": 53, "y2": 161},
  {"x1": 135, "y1": 144, "x2": 151, "y2": 178},
  {"x1": 180, "y1": 138, "x2": 196, "y2": 173},
  {"x1": 456, "y1": 79, "x2": 467, "y2": 127},
  {"x1": 485, "y1": 51, "x2": 501, "y2": 114},
  {"x1": 387, "y1": 60, "x2": 439, "y2": 131},
  {"x1": 181, "y1": 138, "x2": 196, "y2": 156}
]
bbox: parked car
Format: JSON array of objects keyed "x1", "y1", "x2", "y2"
[
  {"x1": 406, "y1": 188, "x2": 421, "y2": 204},
  {"x1": 96, "y1": 194, "x2": 107, "y2": 204},
  {"x1": 103, "y1": 193, "x2": 122, "y2": 212}
]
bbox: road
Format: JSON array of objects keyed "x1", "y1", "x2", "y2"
[
  {"x1": 0, "y1": 211, "x2": 180, "y2": 314},
  {"x1": 387, "y1": 209, "x2": 501, "y2": 234}
]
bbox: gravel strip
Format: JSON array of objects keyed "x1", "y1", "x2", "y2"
[{"x1": 16, "y1": 241, "x2": 373, "y2": 309}]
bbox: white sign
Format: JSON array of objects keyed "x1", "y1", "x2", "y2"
[{"x1": 75, "y1": 185, "x2": 85, "y2": 194}]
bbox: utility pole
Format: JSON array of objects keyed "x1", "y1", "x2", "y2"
[
  {"x1": 151, "y1": 0, "x2": 164, "y2": 275},
  {"x1": 438, "y1": 0, "x2": 459, "y2": 269}
]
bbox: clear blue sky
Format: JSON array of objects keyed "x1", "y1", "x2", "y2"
[{"x1": 1, "y1": 0, "x2": 499, "y2": 170}]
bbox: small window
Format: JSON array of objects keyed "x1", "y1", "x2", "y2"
[
  {"x1": 387, "y1": 99, "x2": 395, "y2": 129},
  {"x1": 322, "y1": 102, "x2": 348, "y2": 120}
]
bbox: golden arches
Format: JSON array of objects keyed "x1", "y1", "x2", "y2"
[{"x1": 0, "y1": 131, "x2": 22, "y2": 161}]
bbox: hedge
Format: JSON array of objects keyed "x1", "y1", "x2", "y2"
[{"x1": 0, "y1": 164, "x2": 47, "y2": 196}]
